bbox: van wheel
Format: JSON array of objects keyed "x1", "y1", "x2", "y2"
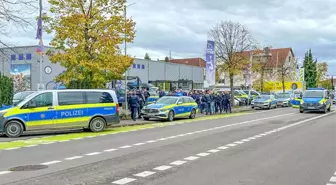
[
  {"x1": 189, "y1": 109, "x2": 196, "y2": 119},
  {"x1": 5, "y1": 121, "x2": 23, "y2": 138},
  {"x1": 143, "y1": 117, "x2": 150, "y2": 121},
  {"x1": 167, "y1": 111, "x2": 174, "y2": 122},
  {"x1": 89, "y1": 117, "x2": 106, "y2": 132}
]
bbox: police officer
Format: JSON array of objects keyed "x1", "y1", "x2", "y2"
[
  {"x1": 224, "y1": 91, "x2": 232, "y2": 113},
  {"x1": 203, "y1": 90, "x2": 212, "y2": 115},
  {"x1": 128, "y1": 91, "x2": 140, "y2": 121},
  {"x1": 136, "y1": 89, "x2": 145, "y2": 118},
  {"x1": 143, "y1": 88, "x2": 150, "y2": 101},
  {"x1": 215, "y1": 92, "x2": 223, "y2": 113},
  {"x1": 159, "y1": 89, "x2": 165, "y2": 98}
]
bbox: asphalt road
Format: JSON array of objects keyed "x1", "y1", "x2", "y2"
[{"x1": 0, "y1": 107, "x2": 335, "y2": 185}]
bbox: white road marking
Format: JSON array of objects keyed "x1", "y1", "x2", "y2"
[
  {"x1": 177, "y1": 134, "x2": 186, "y2": 137},
  {"x1": 133, "y1": 171, "x2": 156, "y2": 177},
  {"x1": 208, "y1": 149, "x2": 220, "y2": 153},
  {"x1": 25, "y1": 145, "x2": 37, "y2": 147},
  {"x1": 85, "y1": 152, "x2": 101, "y2": 156},
  {"x1": 133, "y1": 143, "x2": 145, "y2": 146},
  {"x1": 42, "y1": 142, "x2": 55, "y2": 145},
  {"x1": 147, "y1": 140, "x2": 157, "y2": 143},
  {"x1": 234, "y1": 141, "x2": 244, "y2": 144},
  {"x1": 86, "y1": 136, "x2": 95, "y2": 138},
  {"x1": 65, "y1": 156, "x2": 83, "y2": 160},
  {"x1": 0, "y1": 171, "x2": 11, "y2": 175},
  {"x1": 40, "y1": 160, "x2": 62, "y2": 165},
  {"x1": 330, "y1": 176, "x2": 336, "y2": 182},
  {"x1": 109, "y1": 112, "x2": 335, "y2": 184},
  {"x1": 5, "y1": 147, "x2": 19, "y2": 150},
  {"x1": 241, "y1": 139, "x2": 250, "y2": 142},
  {"x1": 153, "y1": 165, "x2": 172, "y2": 171},
  {"x1": 112, "y1": 178, "x2": 137, "y2": 184},
  {"x1": 260, "y1": 133, "x2": 267, "y2": 136},
  {"x1": 184, "y1": 156, "x2": 199, "y2": 161},
  {"x1": 197, "y1": 153, "x2": 210, "y2": 156},
  {"x1": 104, "y1": 148, "x2": 118, "y2": 152},
  {"x1": 248, "y1": 137, "x2": 257, "y2": 140},
  {"x1": 170, "y1": 160, "x2": 187, "y2": 166},
  {"x1": 157, "y1": 138, "x2": 167, "y2": 141},
  {"x1": 254, "y1": 135, "x2": 263, "y2": 138},
  {"x1": 119, "y1": 145, "x2": 132, "y2": 149},
  {"x1": 217, "y1": 146, "x2": 229, "y2": 150}
]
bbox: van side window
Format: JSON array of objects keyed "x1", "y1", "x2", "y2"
[
  {"x1": 86, "y1": 92, "x2": 114, "y2": 103},
  {"x1": 27, "y1": 92, "x2": 53, "y2": 108},
  {"x1": 58, "y1": 92, "x2": 85, "y2": 105}
]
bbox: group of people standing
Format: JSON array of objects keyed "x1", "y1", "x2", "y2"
[
  {"x1": 128, "y1": 88, "x2": 151, "y2": 121},
  {"x1": 189, "y1": 90, "x2": 232, "y2": 115},
  {"x1": 128, "y1": 87, "x2": 233, "y2": 121}
]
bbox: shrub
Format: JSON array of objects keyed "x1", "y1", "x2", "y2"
[{"x1": 119, "y1": 108, "x2": 132, "y2": 120}]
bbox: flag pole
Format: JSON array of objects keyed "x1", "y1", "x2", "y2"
[{"x1": 38, "y1": 0, "x2": 43, "y2": 90}]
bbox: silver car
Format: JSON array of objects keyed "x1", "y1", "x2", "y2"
[{"x1": 276, "y1": 93, "x2": 292, "y2": 107}]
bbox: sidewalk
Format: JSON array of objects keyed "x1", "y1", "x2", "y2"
[{"x1": 115, "y1": 106, "x2": 252, "y2": 128}]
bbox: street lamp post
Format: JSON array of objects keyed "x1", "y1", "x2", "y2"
[{"x1": 124, "y1": 2, "x2": 136, "y2": 111}]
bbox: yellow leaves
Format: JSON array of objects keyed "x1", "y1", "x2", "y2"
[{"x1": 45, "y1": 0, "x2": 136, "y2": 88}]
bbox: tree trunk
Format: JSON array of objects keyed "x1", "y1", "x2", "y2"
[
  {"x1": 260, "y1": 69, "x2": 264, "y2": 92},
  {"x1": 229, "y1": 74, "x2": 234, "y2": 105}
]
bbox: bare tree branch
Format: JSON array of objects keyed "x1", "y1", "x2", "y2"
[
  {"x1": 0, "y1": 0, "x2": 38, "y2": 50},
  {"x1": 208, "y1": 20, "x2": 256, "y2": 102}
]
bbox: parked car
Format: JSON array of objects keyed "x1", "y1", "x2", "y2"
[
  {"x1": 276, "y1": 93, "x2": 292, "y2": 107},
  {"x1": 242, "y1": 89, "x2": 260, "y2": 104},
  {"x1": 252, "y1": 95, "x2": 277, "y2": 109},
  {"x1": 13, "y1": 91, "x2": 36, "y2": 106}
]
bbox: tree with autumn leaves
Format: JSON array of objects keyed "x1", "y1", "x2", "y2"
[{"x1": 45, "y1": 0, "x2": 136, "y2": 88}]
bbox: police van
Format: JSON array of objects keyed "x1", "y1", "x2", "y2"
[
  {"x1": 0, "y1": 89, "x2": 119, "y2": 137},
  {"x1": 299, "y1": 88, "x2": 332, "y2": 113}
]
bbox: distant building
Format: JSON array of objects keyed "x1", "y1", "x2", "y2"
[
  {"x1": 0, "y1": 46, "x2": 205, "y2": 92},
  {"x1": 217, "y1": 47, "x2": 296, "y2": 90},
  {"x1": 168, "y1": 58, "x2": 206, "y2": 67}
]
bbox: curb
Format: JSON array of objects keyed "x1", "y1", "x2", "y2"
[{"x1": 112, "y1": 107, "x2": 252, "y2": 128}]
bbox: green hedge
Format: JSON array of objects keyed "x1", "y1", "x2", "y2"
[{"x1": 0, "y1": 73, "x2": 14, "y2": 105}]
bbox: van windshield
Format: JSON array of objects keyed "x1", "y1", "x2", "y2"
[
  {"x1": 16, "y1": 92, "x2": 39, "y2": 107},
  {"x1": 303, "y1": 90, "x2": 324, "y2": 98}
]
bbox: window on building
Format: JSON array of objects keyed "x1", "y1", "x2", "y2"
[
  {"x1": 10, "y1": 54, "x2": 16, "y2": 61},
  {"x1": 86, "y1": 92, "x2": 114, "y2": 104},
  {"x1": 58, "y1": 92, "x2": 85, "y2": 105},
  {"x1": 26, "y1": 53, "x2": 32, "y2": 60},
  {"x1": 133, "y1": 64, "x2": 136, "y2": 68},
  {"x1": 142, "y1": 64, "x2": 145, "y2": 69},
  {"x1": 18, "y1": 54, "x2": 24, "y2": 60},
  {"x1": 137, "y1": 64, "x2": 140, "y2": 69}
]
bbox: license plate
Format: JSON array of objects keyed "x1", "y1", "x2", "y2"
[{"x1": 308, "y1": 107, "x2": 315, "y2": 109}]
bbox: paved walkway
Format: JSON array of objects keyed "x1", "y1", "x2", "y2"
[{"x1": 117, "y1": 106, "x2": 252, "y2": 127}]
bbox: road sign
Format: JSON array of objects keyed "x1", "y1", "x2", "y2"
[{"x1": 291, "y1": 83, "x2": 298, "y2": 90}]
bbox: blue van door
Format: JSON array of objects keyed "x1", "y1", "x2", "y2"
[{"x1": 25, "y1": 92, "x2": 57, "y2": 130}]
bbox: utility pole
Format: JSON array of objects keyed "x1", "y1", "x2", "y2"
[
  {"x1": 123, "y1": 2, "x2": 136, "y2": 111},
  {"x1": 124, "y1": 5, "x2": 128, "y2": 111}
]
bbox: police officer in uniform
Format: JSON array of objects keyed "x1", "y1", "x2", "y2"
[
  {"x1": 224, "y1": 91, "x2": 232, "y2": 113},
  {"x1": 128, "y1": 91, "x2": 140, "y2": 121},
  {"x1": 136, "y1": 89, "x2": 145, "y2": 119}
]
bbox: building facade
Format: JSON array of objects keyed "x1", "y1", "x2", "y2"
[
  {"x1": 216, "y1": 48, "x2": 296, "y2": 90},
  {"x1": 0, "y1": 46, "x2": 205, "y2": 92}
]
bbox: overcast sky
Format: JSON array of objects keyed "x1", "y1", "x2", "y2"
[{"x1": 1, "y1": 0, "x2": 336, "y2": 75}]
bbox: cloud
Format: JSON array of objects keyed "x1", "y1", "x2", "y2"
[{"x1": 1, "y1": 0, "x2": 336, "y2": 74}]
